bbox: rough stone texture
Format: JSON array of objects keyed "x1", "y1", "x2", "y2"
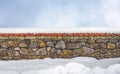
[
  {"x1": 39, "y1": 41, "x2": 46, "y2": 48},
  {"x1": 82, "y1": 47, "x2": 95, "y2": 54},
  {"x1": 20, "y1": 48, "x2": 28, "y2": 55},
  {"x1": 47, "y1": 42, "x2": 54, "y2": 47},
  {"x1": 37, "y1": 48, "x2": 47, "y2": 56},
  {"x1": 14, "y1": 51, "x2": 20, "y2": 57},
  {"x1": 87, "y1": 37, "x2": 95, "y2": 44},
  {"x1": 116, "y1": 42, "x2": 120, "y2": 48},
  {"x1": 29, "y1": 41, "x2": 38, "y2": 48},
  {"x1": 55, "y1": 40, "x2": 66, "y2": 49},
  {"x1": 19, "y1": 41, "x2": 28, "y2": 48},
  {"x1": 63, "y1": 49, "x2": 73, "y2": 58},
  {"x1": 99, "y1": 43, "x2": 107, "y2": 48},
  {"x1": 107, "y1": 43, "x2": 115, "y2": 49},
  {"x1": 66, "y1": 43, "x2": 81, "y2": 49},
  {"x1": 0, "y1": 49, "x2": 7, "y2": 57},
  {"x1": 73, "y1": 49, "x2": 83, "y2": 57},
  {"x1": 0, "y1": 36, "x2": 119, "y2": 60}
]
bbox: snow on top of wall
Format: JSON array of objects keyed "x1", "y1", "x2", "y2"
[{"x1": 0, "y1": 27, "x2": 119, "y2": 33}]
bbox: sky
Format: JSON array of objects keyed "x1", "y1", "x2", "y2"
[{"x1": 0, "y1": 0, "x2": 120, "y2": 28}]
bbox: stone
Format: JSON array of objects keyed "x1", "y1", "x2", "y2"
[
  {"x1": 0, "y1": 49, "x2": 7, "y2": 57},
  {"x1": 99, "y1": 43, "x2": 107, "y2": 48},
  {"x1": 1, "y1": 42, "x2": 8, "y2": 48},
  {"x1": 19, "y1": 41, "x2": 28, "y2": 47},
  {"x1": 20, "y1": 55, "x2": 28, "y2": 59},
  {"x1": 51, "y1": 48, "x2": 56, "y2": 54},
  {"x1": 14, "y1": 51, "x2": 20, "y2": 57},
  {"x1": 40, "y1": 48, "x2": 47, "y2": 56},
  {"x1": 81, "y1": 42, "x2": 86, "y2": 46},
  {"x1": 28, "y1": 56, "x2": 37, "y2": 59},
  {"x1": 29, "y1": 48, "x2": 38, "y2": 53},
  {"x1": 7, "y1": 48, "x2": 15, "y2": 56},
  {"x1": 24, "y1": 39, "x2": 30, "y2": 45},
  {"x1": 35, "y1": 49, "x2": 41, "y2": 55},
  {"x1": 63, "y1": 49, "x2": 73, "y2": 58},
  {"x1": 57, "y1": 49, "x2": 62, "y2": 55},
  {"x1": 109, "y1": 38, "x2": 118, "y2": 43},
  {"x1": 1, "y1": 56, "x2": 13, "y2": 60},
  {"x1": 32, "y1": 48, "x2": 37, "y2": 51},
  {"x1": 20, "y1": 48, "x2": 28, "y2": 55},
  {"x1": 73, "y1": 49, "x2": 83, "y2": 57},
  {"x1": 88, "y1": 37, "x2": 95, "y2": 44},
  {"x1": 39, "y1": 41, "x2": 46, "y2": 48},
  {"x1": 66, "y1": 43, "x2": 81, "y2": 49},
  {"x1": 55, "y1": 40, "x2": 66, "y2": 49},
  {"x1": 8, "y1": 40, "x2": 18, "y2": 47},
  {"x1": 50, "y1": 48, "x2": 57, "y2": 58},
  {"x1": 90, "y1": 44, "x2": 99, "y2": 49},
  {"x1": 116, "y1": 42, "x2": 120, "y2": 48},
  {"x1": 14, "y1": 47, "x2": 20, "y2": 50},
  {"x1": 107, "y1": 43, "x2": 115, "y2": 49},
  {"x1": 96, "y1": 38, "x2": 108, "y2": 43},
  {"x1": 99, "y1": 49, "x2": 107, "y2": 54},
  {"x1": 37, "y1": 48, "x2": 47, "y2": 56},
  {"x1": 28, "y1": 52, "x2": 35, "y2": 56},
  {"x1": 47, "y1": 47, "x2": 51, "y2": 56},
  {"x1": 82, "y1": 47, "x2": 94, "y2": 54},
  {"x1": 47, "y1": 42, "x2": 54, "y2": 47},
  {"x1": 29, "y1": 41, "x2": 39, "y2": 48},
  {"x1": 47, "y1": 47, "x2": 51, "y2": 51}
]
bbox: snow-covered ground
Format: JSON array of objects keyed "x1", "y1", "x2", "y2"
[{"x1": 0, "y1": 57, "x2": 120, "y2": 74}]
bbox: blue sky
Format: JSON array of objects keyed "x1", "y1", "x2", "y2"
[{"x1": 0, "y1": 0, "x2": 120, "y2": 28}]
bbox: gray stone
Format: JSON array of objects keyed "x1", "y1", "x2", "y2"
[
  {"x1": 57, "y1": 49, "x2": 62, "y2": 55},
  {"x1": 7, "y1": 48, "x2": 15, "y2": 56},
  {"x1": 47, "y1": 42, "x2": 54, "y2": 47},
  {"x1": 99, "y1": 43, "x2": 107, "y2": 48},
  {"x1": 51, "y1": 48, "x2": 56, "y2": 54},
  {"x1": 40, "y1": 48, "x2": 47, "y2": 56},
  {"x1": 99, "y1": 49, "x2": 107, "y2": 54},
  {"x1": 29, "y1": 41, "x2": 39, "y2": 48},
  {"x1": 37, "y1": 48, "x2": 47, "y2": 56},
  {"x1": 81, "y1": 42, "x2": 86, "y2": 46},
  {"x1": 20, "y1": 48, "x2": 28, "y2": 55},
  {"x1": 14, "y1": 51, "x2": 20, "y2": 57},
  {"x1": 73, "y1": 49, "x2": 83, "y2": 57},
  {"x1": 55, "y1": 40, "x2": 66, "y2": 49},
  {"x1": 97, "y1": 38, "x2": 108, "y2": 43},
  {"x1": 24, "y1": 39, "x2": 30, "y2": 45},
  {"x1": 0, "y1": 49, "x2": 7, "y2": 57},
  {"x1": 83, "y1": 47, "x2": 94, "y2": 54},
  {"x1": 116, "y1": 42, "x2": 120, "y2": 48},
  {"x1": 66, "y1": 43, "x2": 81, "y2": 49}
]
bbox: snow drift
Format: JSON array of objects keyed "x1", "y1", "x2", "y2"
[{"x1": 0, "y1": 57, "x2": 120, "y2": 74}]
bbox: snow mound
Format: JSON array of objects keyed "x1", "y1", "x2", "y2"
[
  {"x1": 23, "y1": 62, "x2": 120, "y2": 74},
  {"x1": 0, "y1": 57, "x2": 120, "y2": 74}
]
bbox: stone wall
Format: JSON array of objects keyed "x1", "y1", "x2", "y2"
[{"x1": 0, "y1": 33, "x2": 120, "y2": 60}]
